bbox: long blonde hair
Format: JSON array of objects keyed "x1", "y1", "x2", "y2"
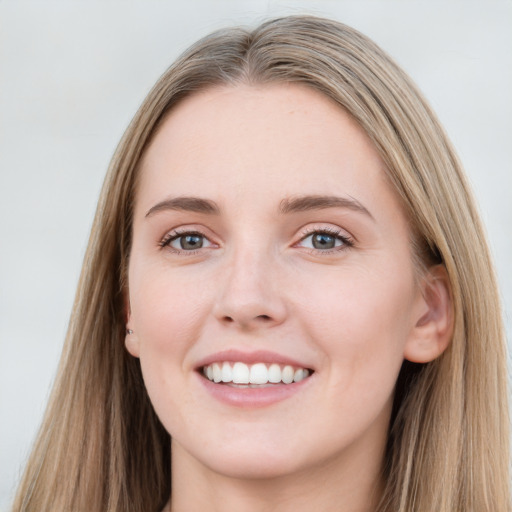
[{"x1": 13, "y1": 15, "x2": 509, "y2": 512}]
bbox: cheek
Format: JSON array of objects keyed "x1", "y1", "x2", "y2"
[
  {"x1": 127, "y1": 264, "x2": 214, "y2": 416},
  {"x1": 128, "y1": 265, "x2": 214, "y2": 430},
  {"x1": 294, "y1": 260, "x2": 416, "y2": 386},
  {"x1": 129, "y1": 262, "x2": 212, "y2": 350}
]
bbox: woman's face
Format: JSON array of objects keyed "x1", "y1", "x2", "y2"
[{"x1": 126, "y1": 83, "x2": 428, "y2": 480}]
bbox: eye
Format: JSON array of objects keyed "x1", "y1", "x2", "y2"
[
  {"x1": 297, "y1": 229, "x2": 353, "y2": 251},
  {"x1": 161, "y1": 231, "x2": 213, "y2": 252}
]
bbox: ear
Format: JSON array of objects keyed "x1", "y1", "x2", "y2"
[
  {"x1": 124, "y1": 294, "x2": 140, "y2": 358},
  {"x1": 404, "y1": 264, "x2": 453, "y2": 363}
]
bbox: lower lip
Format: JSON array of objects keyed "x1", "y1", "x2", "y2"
[{"x1": 197, "y1": 373, "x2": 312, "y2": 408}]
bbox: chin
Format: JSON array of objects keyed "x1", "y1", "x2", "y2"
[
  {"x1": 200, "y1": 450, "x2": 305, "y2": 481},
  {"x1": 173, "y1": 430, "x2": 311, "y2": 481}
]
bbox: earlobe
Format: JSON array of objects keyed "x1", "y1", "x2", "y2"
[
  {"x1": 404, "y1": 265, "x2": 454, "y2": 363},
  {"x1": 124, "y1": 295, "x2": 140, "y2": 358},
  {"x1": 125, "y1": 324, "x2": 140, "y2": 358}
]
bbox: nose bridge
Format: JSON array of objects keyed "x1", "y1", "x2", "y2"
[{"x1": 214, "y1": 236, "x2": 286, "y2": 328}]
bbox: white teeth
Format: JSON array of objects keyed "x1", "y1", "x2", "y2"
[
  {"x1": 282, "y1": 365, "x2": 294, "y2": 384},
  {"x1": 212, "y1": 363, "x2": 222, "y2": 383},
  {"x1": 293, "y1": 368, "x2": 304, "y2": 382},
  {"x1": 202, "y1": 361, "x2": 311, "y2": 385},
  {"x1": 268, "y1": 363, "x2": 281, "y2": 383},
  {"x1": 232, "y1": 362, "x2": 250, "y2": 384},
  {"x1": 221, "y1": 361, "x2": 233, "y2": 382},
  {"x1": 249, "y1": 363, "x2": 268, "y2": 384}
]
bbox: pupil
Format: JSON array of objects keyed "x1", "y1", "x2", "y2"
[
  {"x1": 313, "y1": 233, "x2": 335, "y2": 249},
  {"x1": 181, "y1": 235, "x2": 203, "y2": 250}
]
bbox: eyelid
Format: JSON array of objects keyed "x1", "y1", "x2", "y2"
[
  {"x1": 157, "y1": 223, "x2": 354, "y2": 256},
  {"x1": 294, "y1": 224, "x2": 355, "y2": 253},
  {"x1": 159, "y1": 226, "x2": 218, "y2": 254}
]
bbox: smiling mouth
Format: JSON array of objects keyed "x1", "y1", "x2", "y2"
[{"x1": 201, "y1": 362, "x2": 313, "y2": 386}]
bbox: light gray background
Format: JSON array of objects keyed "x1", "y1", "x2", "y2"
[{"x1": 1, "y1": 1, "x2": 511, "y2": 509}]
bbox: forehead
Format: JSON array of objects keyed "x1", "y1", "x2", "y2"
[{"x1": 136, "y1": 83, "x2": 399, "y2": 221}]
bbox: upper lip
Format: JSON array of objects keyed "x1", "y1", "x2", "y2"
[{"x1": 195, "y1": 349, "x2": 313, "y2": 370}]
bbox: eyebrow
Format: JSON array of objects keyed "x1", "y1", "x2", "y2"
[
  {"x1": 145, "y1": 196, "x2": 220, "y2": 217},
  {"x1": 145, "y1": 194, "x2": 373, "y2": 220},
  {"x1": 279, "y1": 195, "x2": 374, "y2": 220}
]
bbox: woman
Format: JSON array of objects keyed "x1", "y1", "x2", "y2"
[{"x1": 12, "y1": 15, "x2": 509, "y2": 512}]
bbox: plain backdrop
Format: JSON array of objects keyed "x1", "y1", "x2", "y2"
[{"x1": 1, "y1": 1, "x2": 511, "y2": 509}]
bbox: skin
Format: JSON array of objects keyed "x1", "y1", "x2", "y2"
[{"x1": 125, "y1": 83, "x2": 452, "y2": 512}]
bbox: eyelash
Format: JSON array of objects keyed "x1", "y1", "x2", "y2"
[
  {"x1": 159, "y1": 227, "x2": 354, "y2": 255},
  {"x1": 296, "y1": 227, "x2": 354, "y2": 254},
  {"x1": 159, "y1": 229, "x2": 212, "y2": 255}
]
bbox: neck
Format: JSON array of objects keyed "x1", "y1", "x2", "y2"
[{"x1": 168, "y1": 440, "x2": 385, "y2": 512}]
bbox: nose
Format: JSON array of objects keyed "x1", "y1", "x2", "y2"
[{"x1": 213, "y1": 246, "x2": 287, "y2": 331}]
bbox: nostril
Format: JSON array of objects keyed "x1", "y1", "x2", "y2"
[{"x1": 218, "y1": 312, "x2": 278, "y2": 327}]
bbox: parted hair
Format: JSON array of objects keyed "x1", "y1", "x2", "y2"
[{"x1": 13, "y1": 15, "x2": 509, "y2": 512}]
